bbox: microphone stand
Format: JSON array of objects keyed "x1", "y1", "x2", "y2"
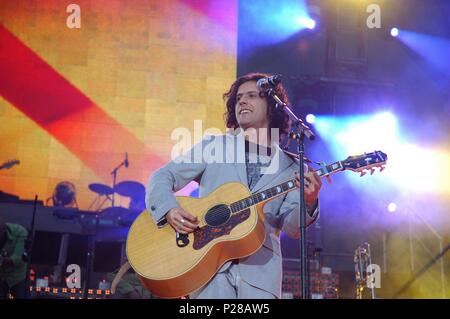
[
  {"x1": 23, "y1": 195, "x2": 39, "y2": 299},
  {"x1": 82, "y1": 211, "x2": 99, "y2": 299},
  {"x1": 267, "y1": 88, "x2": 315, "y2": 299},
  {"x1": 110, "y1": 156, "x2": 127, "y2": 207}
]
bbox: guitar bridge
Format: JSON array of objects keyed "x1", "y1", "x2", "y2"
[{"x1": 176, "y1": 232, "x2": 189, "y2": 247}]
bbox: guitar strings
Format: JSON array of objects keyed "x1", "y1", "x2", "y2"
[
  {"x1": 231, "y1": 179, "x2": 296, "y2": 212},
  {"x1": 206, "y1": 179, "x2": 297, "y2": 223}
]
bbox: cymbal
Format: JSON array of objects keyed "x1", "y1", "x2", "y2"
[
  {"x1": 89, "y1": 183, "x2": 114, "y2": 195},
  {"x1": 114, "y1": 181, "x2": 145, "y2": 198},
  {"x1": 100, "y1": 206, "x2": 131, "y2": 218}
]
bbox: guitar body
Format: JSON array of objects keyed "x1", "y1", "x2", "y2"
[{"x1": 126, "y1": 182, "x2": 266, "y2": 298}]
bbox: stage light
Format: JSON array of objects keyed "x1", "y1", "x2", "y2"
[
  {"x1": 394, "y1": 30, "x2": 450, "y2": 73},
  {"x1": 239, "y1": 0, "x2": 317, "y2": 47},
  {"x1": 297, "y1": 17, "x2": 316, "y2": 30},
  {"x1": 330, "y1": 111, "x2": 398, "y2": 156},
  {"x1": 391, "y1": 27, "x2": 399, "y2": 37},
  {"x1": 306, "y1": 114, "x2": 316, "y2": 124},
  {"x1": 388, "y1": 202, "x2": 397, "y2": 213},
  {"x1": 51, "y1": 181, "x2": 77, "y2": 207},
  {"x1": 314, "y1": 112, "x2": 450, "y2": 194}
]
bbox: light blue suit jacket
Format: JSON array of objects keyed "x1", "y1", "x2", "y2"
[{"x1": 146, "y1": 132, "x2": 319, "y2": 298}]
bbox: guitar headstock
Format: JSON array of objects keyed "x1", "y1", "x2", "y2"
[
  {"x1": 0, "y1": 159, "x2": 20, "y2": 170},
  {"x1": 342, "y1": 151, "x2": 387, "y2": 177}
]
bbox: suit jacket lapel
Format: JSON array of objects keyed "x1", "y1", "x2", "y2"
[{"x1": 226, "y1": 132, "x2": 249, "y2": 186}]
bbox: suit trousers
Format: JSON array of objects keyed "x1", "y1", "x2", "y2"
[{"x1": 189, "y1": 262, "x2": 277, "y2": 299}]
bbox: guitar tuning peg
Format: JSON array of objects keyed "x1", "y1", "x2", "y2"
[
  {"x1": 370, "y1": 169, "x2": 375, "y2": 175},
  {"x1": 360, "y1": 171, "x2": 366, "y2": 177},
  {"x1": 380, "y1": 166, "x2": 385, "y2": 172}
]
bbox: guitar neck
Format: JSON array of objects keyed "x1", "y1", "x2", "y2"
[{"x1": 229, "y1": 161, "x2": 344, "y2": 213}]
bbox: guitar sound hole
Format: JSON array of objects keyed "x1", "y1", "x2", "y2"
[{"x1": 204, "y1": 204, "x2": 231, "y2": 227}]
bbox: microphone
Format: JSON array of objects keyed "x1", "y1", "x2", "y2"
[
  {"x1": 124, "y1": 152, "x2": 129, "y2": 168},
  {"x1": 256, "y1": 74, "x2": 282, "y2": 93}
]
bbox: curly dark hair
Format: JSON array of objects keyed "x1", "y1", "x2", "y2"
[{"x1": 223, "y1": 72, "x2": 291, "y2": 140}]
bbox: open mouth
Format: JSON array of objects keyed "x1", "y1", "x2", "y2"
[{"x1": 239, "y1": 109, "x2": 252, "y2": 114}]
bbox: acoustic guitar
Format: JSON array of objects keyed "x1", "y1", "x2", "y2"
[{"x1": 126, "y1": 151, "x2": 387, "y2": 298}]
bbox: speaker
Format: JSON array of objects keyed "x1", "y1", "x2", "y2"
[
  {"x1": 93, "y1": 241, "x2": 124, "y2": 273},
  {"x1": 31, "y1": 231, "x2": 63, "y2": 265}
]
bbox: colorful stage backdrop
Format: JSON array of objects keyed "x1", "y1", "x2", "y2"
[{"x1": 0, "y1": 0, "x2": 237, "y2": 209}]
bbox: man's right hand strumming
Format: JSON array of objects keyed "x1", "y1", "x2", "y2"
[{"x1": 166, "y1": 207, "x2": 199, "y2": 234}]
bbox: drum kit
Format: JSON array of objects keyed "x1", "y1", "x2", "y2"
[
  {"x1": 88, "y1": 180, "x2": 145, "y2": 226},
  {"x1": 84, "y1": 153, "x2": 145, "y2": 226}
]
